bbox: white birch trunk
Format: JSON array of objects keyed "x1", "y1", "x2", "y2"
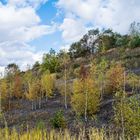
[
  {"x1": 0, "y1": 92, "x2": 2, "y2": 113},
  {"x1": 32, "y1": 101, "x2": 34, "y2": 110},
  {"x1": 121, "y1": 98, "x2": 125, "y2": 140},
  {"x1": 64, "y1": 65, "x2": 67, "y2": 109},
  {"x1": 85, "y1": 89, "x2": 88, "y2": 122},
  {"x1": 34, "y1": 101, "x2": 36, "y2": 110},
  {"x1": 46, "y1": 95, "x2": 47, "y2": 102},
  {"x1": 39, "y1": 98, "x2": 41, "y2": 109},
  {"x1": 124, "y1": 71, "x2": 126, "y2": 93}
]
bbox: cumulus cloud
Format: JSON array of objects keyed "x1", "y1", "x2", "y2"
[
  {"x1": 0, "y1": 3, "x2": 55, "y2": 42},
  {"x1": 57, "y1": 0, "x2": 140, "y2": 36},
  {"x1": 60, "y1": 44, "x2": 71, "y2": 51},
  {"x1": 8, "y1": 0, "x2": 48, "y2": 9},
  {"x1": 0, "y1": 41, "x2": 44, "y2": 71},
  {"x1": 0, "y1": 0, "x2": 55, "y2": 73},
  {"x1": 60, "y1": 18, "x2": 87, "y2": 43},
  {"x1": 57, "y1": 0, "x2": 100, "y2": 21}
]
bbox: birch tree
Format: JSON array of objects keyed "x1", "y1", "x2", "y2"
[
  {"x1": 71, "y1": 76, "x2": 100, "y2": 121},
  {"x1": 59, "y1": 50, "x2": 70, "y2": 109},
  {"x1": 41, "y1": 71, "x2": 55, "y2": 102},
  {"x1": 0, "y1": 79, "x2": 8, "y2": 111},
  {"x1": 26, "y1": 79, "x2": 40, "y2": 110},
  {"x1": 97, "y1": 59, "x2": 108, "y2": 99}
]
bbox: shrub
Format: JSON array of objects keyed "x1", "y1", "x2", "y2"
[
  {"x1": 50, "y1": 110, "x2": 66, "y2": 129},
  {"x1": 36, "y1": 120, "x2": 45, "y2": 130},
  {"x1": 106, "y1": 63, "x2": 125, "y2": 94},
  {"x1": 129, "y1": 36, "x2": 140, "y2": 48}
]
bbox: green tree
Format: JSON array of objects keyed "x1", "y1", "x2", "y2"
[
  {"x1": 129, "y1": 22, "x2": 140, "y2": 48},
  {"x1": 5, "y1": 63, "x2": 19, "y2": 109},
  {"x1": 96, "y1": 59, "x2": 108, "y2": 98},
  {"x1": 98, "y1": 29, "x2": 116, "y2": 51},
  {"x1": 32, "y1": 61, "x2": 41, "y2": 77},
  {"x1": 129, "y1": 22, "x2": 140, "y2": 36},
  {"x1": 129, "y1": 35, "x2": 140, "y2": 48},
  {"x1": 42, "y1": 49, "x2": 60, "y2": 73}
]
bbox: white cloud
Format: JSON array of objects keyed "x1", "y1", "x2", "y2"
[
  {"x1": 96, "y1": 0, "x2": 140, "y2": 33},
  {"x1": 9, "y1": 24, "x2": 56, "y2": 42},
  {"x1": 0, "y1": 41, "x2": 44, "y2": 72},
  {"x1": 8, "y1": 0, "x2": 48, "y2": 9},
  {"x1": 57, "y1": 0, "x2": 100, "y2": 21},
  {"x1": 60, "y1": 44, "x2": 70, "y2": 51},
  {"x1": 0, "y1": 4, "x2": 55, "y2": 42},
  {"x1": 0, "y1": 0, "x2": 55, "y2": 73},
  {"x1": 60, "y1": 18, "x2": 87, "y2": 43},
  {"x1": 57, "y1": 0, "x2": 140, "y2": 35}
]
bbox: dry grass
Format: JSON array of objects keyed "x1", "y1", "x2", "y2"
[{"x1": 0, "y1": 127, "x2": 139, "y2": 140}]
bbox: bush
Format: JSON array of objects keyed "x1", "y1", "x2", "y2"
[
  {"x1": 106, "y1": 63, "x2": 125, "y2": 94},
  {"x1": 129, "y1": 36, "x2": 140, "y2": 48},
  {"x1": 50, "y1": 110, "x2": 66, "y2": 129}
]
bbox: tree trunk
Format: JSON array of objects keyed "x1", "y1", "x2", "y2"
[
  {"x1": 64, "y1": 66, "x2": 67, "y2": 109},
  {"x1": 34, "y1": 101, "x2": 36, "y2": 110},
  {"x1": 124, "y1": 71, "x2": 126, "y2": 93},
  {"x1": 85, "y1": 90, "x2": 88, "y2": 122},
  {"x1": 32, "y1": 101, "x2": 33, "y2": 110},
  {"x1": 121, "y1": 98, "x2": 125, "y2": 140},
  {"x1": 122, "y1": 71, "x2": 125, "y2": 140},
  {"x1": 0, "y1": 92, "x2": 2, "y2": 113},
  {"x1": 39, "y1": 98, "x2": 41, "y2": 109},
  {"x1": 100, "y1": 80, "x2": 103, "y2": 100},
  {"x1": 9, "y1": 99, "x2": 10, "y2": 110},
  {"x1": 46, "y1": 95, "x2": 47, "y2": 102}
]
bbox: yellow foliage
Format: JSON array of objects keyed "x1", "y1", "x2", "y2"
[
  {"x1": 71, "y1": 77, "x2": 100, "y2": 116},
  {"x1": 106, "y1": 63, "x2": 125, "y2": 94},
  {"x1": 26, "y1": 79, "x2": 40, "y2": 101},
  {"x1": 114, "y1": 93, "x2": 140, "y2": 137},
  {"x1": 0, "y1": 79, "x2": 8, "y2": 100},
  {"x1": 127, "y1": 73, "x2": 140, "y2": 92},
  {"x1": 41, "y1": 72, "x2": 55, "y2": 98}
]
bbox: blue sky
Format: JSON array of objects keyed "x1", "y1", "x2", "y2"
[
  {"x1": 0, "y1": 0, "x2": 140, "y2": 72},
  {"x1": 31, "y1": 0, "x2": 63, "y2": 52}
]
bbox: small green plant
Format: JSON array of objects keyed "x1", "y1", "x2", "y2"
[
  {"x1": 50, "y1": 110, "x2": 66, "y2": 129},
  {"x1": 36, "y1": 120, "x2": 45, "y2": 130}
]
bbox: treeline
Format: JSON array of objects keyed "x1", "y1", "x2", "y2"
[
  {"x1": 69, "y1": 22, "x2": 140, "y2": 58},
  {"x1": 0, "y1": 63, "x2": 55, "y2": 111}
]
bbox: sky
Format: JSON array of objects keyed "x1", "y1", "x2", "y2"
[{"x1": 0, "y1": 0, "x2": 140, "y2": 73}]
